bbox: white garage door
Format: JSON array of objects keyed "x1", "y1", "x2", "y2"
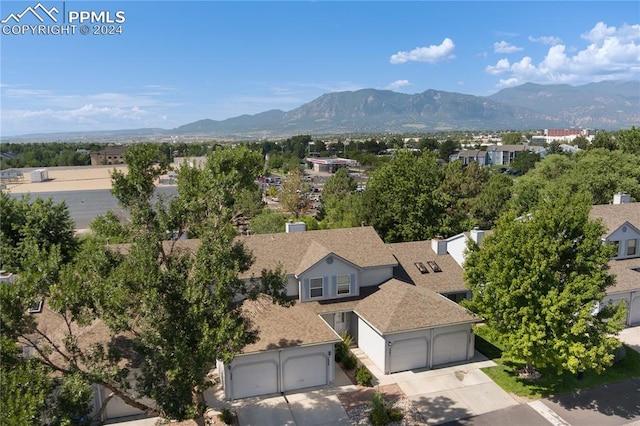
[
  {"x1": 283, "y1": 354, "x2": 328, "y2": 392},
  {"x1": 231, "y1": 361, "x2": 278, "y2": 399},
  {"x1": 432, "y1": 332, "x2": 468, "y2": 366},
  {"x1": 630, "y1": 294, "x2": 640, "y2": 326},
  {"x1": 389, "y1": 338, "x2": 428, "y2": 373},
  {"x1": 104, "y1": 394, "x2": 143, "y2": 420}
]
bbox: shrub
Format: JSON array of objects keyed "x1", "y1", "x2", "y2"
[
  {"x1": 355, "y1": 364, "x2": 373, "y2": 386},
  {"x1": 342, "y1": 353, "x2": 358, "y2": 371},
  {"x1": 369, "y1": 391, "x2": 390, "y2": 425},
  {"x1": 388, "y1": 408, "x2": 404, "y2": 422},
  {"x1": 218, "y1": 408, "x2": 234, "y2": 425},
  {"x1": 335, "y1": 332, "x2": 353, "y2": 363}
]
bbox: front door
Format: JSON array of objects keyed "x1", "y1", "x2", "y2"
[{"x1": 334, "y1": 312, "x2": 347, "y2": 334}]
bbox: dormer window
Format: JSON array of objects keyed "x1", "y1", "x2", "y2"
[
  {"x1": 337, "y1": 275, "x2": 350, "y2": 295},
  {"x1": 628, "y1": 239, "x2": 637, "y2": 256},
  {"x1": 310, "y1": 278, "x2": 323, "y2": 298}
]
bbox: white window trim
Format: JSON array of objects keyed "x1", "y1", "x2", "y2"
[
  {"x1": 310, "y1": 277, "x2": 323, "y2": 298},
  {"x1": 627, "y1": 239, "x2": 637, "y2": 256},
  {"x1": 337, "y1": 275, "x2": 351, "y2": 295}
]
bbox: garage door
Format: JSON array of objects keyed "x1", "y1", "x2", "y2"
[
  {"x1": 231, "y1": 361, "x2": 278, "y2": 399},
  {"x1": 630, "y1": 294, "x2": 640, "y2": 326},
  {"x1": 283, "y1": 354, "x2": 328, "y2": 391},
  {"x1": 389, "y1": 338, "x2": 428, "y2": 373},
  {"x1": 432, "y1": 332, "x2": 468, "y2": 366}
]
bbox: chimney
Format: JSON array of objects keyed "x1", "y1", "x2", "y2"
[
  {"x1": 470, "y1": 228, "x2": 485, "y2": 246},
  {"x1": 613, "y1": 193, "x2": 631, "y2": 205},
  {"x1": 285, "y1": 221, "x2": 306, "y2": 233},
  {"x1": 431, "y1": 237, "x2": 447, "y2": 255}
]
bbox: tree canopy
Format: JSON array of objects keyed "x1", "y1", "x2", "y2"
[
  {"x1": 464, "y1": 190, "x2": 626, "y2": 375},
  {"x1": 1, "y1": 144, "x2": 290, "y2": 422}
]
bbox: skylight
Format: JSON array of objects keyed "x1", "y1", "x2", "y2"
[
  {"x1": 27, "y1": 299, "x2": 44, "y2": 314},
  {"x1": 415, "y1": 262, "x2": 429, "y2": 274},
  {"x1": 427, "y1": 261, "x2": 442, "y2": 273}
]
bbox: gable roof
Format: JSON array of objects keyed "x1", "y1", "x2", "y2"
[
  {"x1": 607, "y1": 258, "x2": 640, "y2": 293},
  {"x1": 353, "y1": 279, "x2": 478, "y2": 334},
  {"x1": 238, "y1": 226, "x2": 397, "y2": 279},
  {"x1": 238, "y1": 295, "x2": 341, "y2": 353},
  {"x1": 589, "y1": 203, "x2": 640, "y2": 237},
  {"x1": 388, "y1": 241, "x2": 467, "y2": 294}
]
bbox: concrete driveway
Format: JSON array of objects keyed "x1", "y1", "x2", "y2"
[
  {"x1": 232, "y1": 365, "x2": 356, "y2": 426},
  {"x1": 231, "y1": 350, "x2": 518, "y2": 426},
  {"x1": 360, "y1": 349, "x2": 519, "y2": 425},
  {"x1": 619, "y1": 326, "x2": 640, "y2": 353}
]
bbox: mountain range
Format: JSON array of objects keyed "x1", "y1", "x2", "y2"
[
  {"x1": 175, "y1": 80, "x2": 638, "y2": 137},
  {"x1": 4, "y1": 80, "x2": 639, "y2": 141}
]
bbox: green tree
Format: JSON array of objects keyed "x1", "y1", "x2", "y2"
[
  {"x1": 361, "y1": 150, "x2": 447, "y2": 242},
  {"x1": 501, "y1": 132, "x2": 524, "y2": 144},
  {"x1": 2, "y1": 144, "x2": 290, "y2": 422},
  {"x1": 464, "y1": 190, "x2": 626, "y2": 376},
  {"x1": 0, "y1": 192, "x2": 78, "y2": 271},
  {"x1": 589, "y1": 131, "x2": 618, "y2": 151},
  {"x1": 616, "y1": 126, "x2": 640, "y2": 155},
  {"x1": 249, "y1": 209, "x2": 288, "y2": 234},
  {"x1": 572, "y1": 135, "x2": 589, "y2": 150},
  {"x1": 321, "y1": 168, "x2": 356, "y2": 209},
  {"x1": 471, "y1": 172, "x2": 513, "y2": 229},
  {"x1": 278, "y1": 169, "x2": 311, "y2": 218},
  {"x1": 546, "y1": 141, "x2": 565, "y2": 155},
  {"x1": 438, "y1": 139, "x2": 459, "y2": 163},
  {"x1": 510, "y1": 151, "x2": 540, "y2": 174}
]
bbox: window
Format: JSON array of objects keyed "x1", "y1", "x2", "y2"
[
  {"x1": 337, "y1": 275, "x2": 350, "y2": 295},
  {"x1": 427, "y1": 261, "x2": 442, "y2": 273},
  {"x1": 610, "y1": 241, "x2": 620, "y2": 257},
  {"x1": 628, "y1": 239, "x2": 638, "y2": 256},
  {"x1": 310, "y1": 278, "x2": 323, "y2": 298}
]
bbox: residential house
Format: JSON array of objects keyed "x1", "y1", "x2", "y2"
[
  {"x1": 216, "y1": 225, "x2": 479, "y2": 400},
  {"x1": 589, "y1": 194, "x2": 640, "y2": 326}
]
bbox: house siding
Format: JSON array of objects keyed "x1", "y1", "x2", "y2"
[
  {"x1": 299, "y1": 256, "x2": 359, "y2": 302},
  {"x1": 359, "y1": 266, "x2": 394, "y2": 288}
]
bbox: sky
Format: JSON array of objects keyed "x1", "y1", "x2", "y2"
[{"x1": 1, "y1": 1, "x2": 639, "y2": 136}]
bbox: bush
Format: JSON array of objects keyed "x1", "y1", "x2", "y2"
[
  {"x1": 388, "y1": 408, "x2": 404, "y2": 422},
  {"x1": 355, "y1": 364, "x2": 373, "y2": 386},
  {"x1": 335, "y1": 332, "x2": 353, "y2": 363},
  {"x1": 342, "y1": 353, "x2": 358, "y2": 371},
  {"x1": 369, "y1": 391, "x2": 390, "y2": 425},
  {"x1": 218, "y1": 408, "x2": 234, "y2": 425}
]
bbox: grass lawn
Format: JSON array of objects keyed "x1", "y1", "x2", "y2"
[{"x1": 474, "y1": 325, "x2": 640, "y2": 399}]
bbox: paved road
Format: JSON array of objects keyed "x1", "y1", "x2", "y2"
[
  {"x1": 442, "y1": 377, "x2": 640, "y2": 426},
  {"x1": 8, "y1": 186, "x2": 178, "y2": 229},
  {"x1": 541, "y1": 377, "x2": 640, "y2": 426}
]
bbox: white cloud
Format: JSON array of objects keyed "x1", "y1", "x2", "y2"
[
  {"x1": 487, "y1": 22, "x2": 640, "y2": 88},
  {"x1": 390, "y1": 38, "x2": 456, "y2": 64},
  {"x1": 494, "y1": 41, "x2": 523, "y2": 53},
  {"x1": 528, "y1": 35, "x2": 562, "y2": 45},
  {"x1": 385, "y1": 80, "x2": 411, "y2": 90}
]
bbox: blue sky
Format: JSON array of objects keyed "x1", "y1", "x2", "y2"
[{"x1": 1, "y1": 1, "x2": 639, "y2": 136}]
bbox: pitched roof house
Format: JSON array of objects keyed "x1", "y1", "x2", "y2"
[
  {"x1": 589, "y1": 194, "x2": 640, "y2": 326},
  {"x1": 216, "y1": 225, "x2": 479, "y2": 400}
]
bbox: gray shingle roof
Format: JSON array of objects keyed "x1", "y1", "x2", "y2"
[
  {"x1": 388, "y1": 241, "x2": 468, "y2": 294},
  {"x1": 238, "y1": 226, "x2": 397, "y2": 278},
  {"x1": 589, "y1": 203, "x2": 640, "y2": 236},
  {"x1": 353, "y1": 279, "x2": 478, "y2": 334},
  {"x1": 239, "y1": 295, "x2": 341, "y2": 353},
  {"x1": 607, "y1": 258, "x2": 640, "y2": 293}
]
